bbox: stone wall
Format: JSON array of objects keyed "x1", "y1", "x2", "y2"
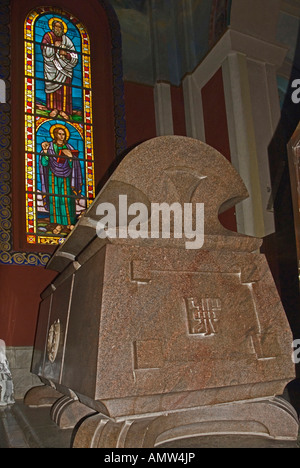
[{"x1": 5, "y1": 347, "x2": 42, "y2": 400}]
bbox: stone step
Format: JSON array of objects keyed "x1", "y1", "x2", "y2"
[
  {"x1": 0, "y1": 400, "x2": 299, "y2": 448},
  {"x1": 0, "y1": 401, "x2": 73, "y2": 448},
  {"x1": 0, "y1": 405, "x2": 30, "y2": 448}
]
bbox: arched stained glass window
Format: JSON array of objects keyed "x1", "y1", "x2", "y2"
[{"x1": 24, "y1": 7, "x2": 95, "y2": 246}]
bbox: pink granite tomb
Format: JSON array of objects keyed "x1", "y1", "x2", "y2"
[{"x1": 27, "y1": 136, "x2": 299, "y2": 447}]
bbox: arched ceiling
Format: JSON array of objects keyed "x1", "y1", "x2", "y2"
[
  {"x1": 109, "y1": 0, "x2": 299, "y2": 110},
  {"x1": 110, "y1": 0, "x2": 231, "y2": 85}
]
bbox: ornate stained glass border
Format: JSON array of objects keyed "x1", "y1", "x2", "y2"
[{"x1": 0, "y1": 0, "x2": 126, "y2": 266}]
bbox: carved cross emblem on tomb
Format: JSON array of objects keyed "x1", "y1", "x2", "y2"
[{"x1": 185, "y1": 297, "x2": 221, "y2": 336}]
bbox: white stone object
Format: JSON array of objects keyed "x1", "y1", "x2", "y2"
[{"x1": 0, "y1": 339, "x2": 14, "y2": 406}]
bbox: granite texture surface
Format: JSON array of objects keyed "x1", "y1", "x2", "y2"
[{"x1": 29, "y1": 137, "x2": 298, "y2": 446}]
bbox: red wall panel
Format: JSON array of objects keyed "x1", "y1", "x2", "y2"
[
  {"x1": 202, "y1": 68, "x2": 237, "y2": 232},
  {"x1": 0, "y1": 265, "x2": 56, "y2": 346},
  {"x1": 124, "y1": 82, "x2": 157, "y2": 149}
]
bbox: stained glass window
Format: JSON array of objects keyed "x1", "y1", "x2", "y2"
[{"x1": 24, "y1": 7, "x2": 95, "y2": 245}]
